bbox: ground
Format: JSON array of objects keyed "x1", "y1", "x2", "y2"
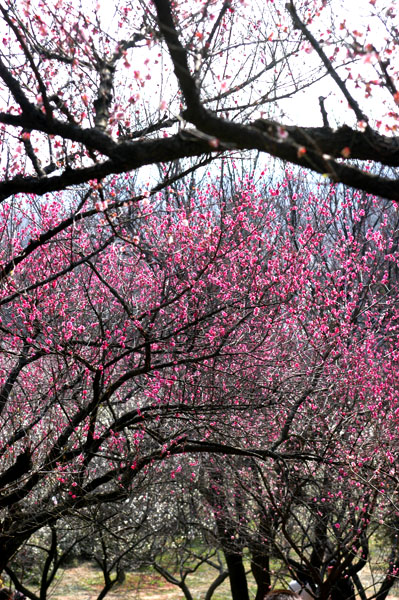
[
  {"x1": 41, "y1": 563, "x2": 399, "y2": 600},
  {"x1": 49, "y1": 563, "x2": 231, "y2": 600}
]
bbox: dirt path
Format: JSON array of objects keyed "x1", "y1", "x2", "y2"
[{"x1": 50, "y1": 565, "x2": 178, "y2": 600}]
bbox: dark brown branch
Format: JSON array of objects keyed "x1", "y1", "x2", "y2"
[
  {"x1": 0, "y1": 237, "x2": 114, "y2": 307},
  {"x1": 203, "y1": 0, "x2": 231, "y2": 59},
  {"x1": 0, "y1": 56, "x2": 37, "y2": 114},
  {"x1": 21, "y1": 130, "x2": 46, "y2": 177},
  {"x1": 285, "y1": 1, "x2": 368, "y2": 123},
  {"x1": 0, "y1": 447, "x2": 32, "y2": 489},
  {"x1": 0, "y1": 134, "x2": 217, "y2": 201},
  {"x1": 93, "y1": 59, "x2": 115, "y2": 131},
  {"x1": 0, "y1": 6, "x2": 53, "y2": 120},
  {"x1": 378, "y1": 57, "x2": 398, "y2": 99},
  {"x1": 0, "y1": 124, "x2": 399, "y2": 200},
  {"x1": 0, "y1": 191, "x2": 94, "y2": 280},
  {"x1": 92, "y1": 34, "x2": 144, "y2": 131},
  {"x1": 0, "y1": 107, "x2": 116, "y2": 156},
  {"x1": 152, "y1": 0, "x2": 205, "y2": 118},
  {"x1": 318, "y1": 96, "x2": 329, "y2": 128}
]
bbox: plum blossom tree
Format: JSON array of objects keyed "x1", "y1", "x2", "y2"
[
  {"x1": 0, "y1": 0, "x2": 398, "y2": 201},
  {"x1": 0, "y1": 171, "x2": 322, "y2": 575},
  {"x1": 192, "y1": 179, "x2": 399, "y2": 600}
]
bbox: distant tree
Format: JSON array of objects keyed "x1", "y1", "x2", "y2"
[
  {"x1": 190, "y1": 179, "x2": 399, "y2": 600},
  {"x1": 0, "y1": 173, "x2": 315, "y2": 573}
]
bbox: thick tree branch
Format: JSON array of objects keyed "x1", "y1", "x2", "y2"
[
  {"x1": 0, "y1": 124, "x2": 399, "y2": 200},
  {"x1": 152, "y1": 0, "x2": 205, "y2": 118},
  {"x1": 92, "y1": 34, "x2": 144, "y2": 131},
  {"x1": 0, "y1": 57, "x2": 39, "y2": 116}
]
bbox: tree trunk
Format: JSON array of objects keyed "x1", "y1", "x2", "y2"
[
  {"x1": 224, "y1": 551, "x2": 250, "y2": 600},
  {"x1": 204, "y1": 570, "x2": 229, "y2": 600},
  {"x1": 201, "y1": 470, "x2": 250, "y2": 600},
  {"x1": 251, "y1": 552, "x2": 271, "y2": 600}
]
